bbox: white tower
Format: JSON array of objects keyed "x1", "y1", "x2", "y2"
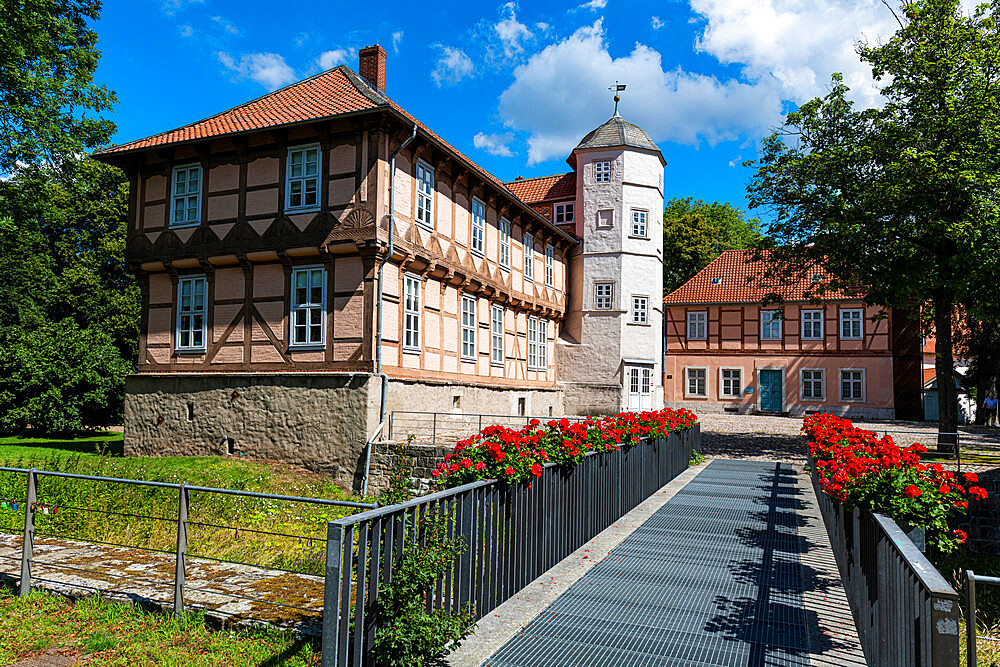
[{"x1": 557, "y1": 100, "x2": 665, "y2": 414}]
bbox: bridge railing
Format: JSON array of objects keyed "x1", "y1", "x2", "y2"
[
  {"x1": 321, "y1": 426, "x2": 699, "y2": 666},
  {"x1": 808, "y1": 459, "x2": 961, "y2": 667}
]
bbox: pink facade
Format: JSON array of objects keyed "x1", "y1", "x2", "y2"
[{"x1": 663, "y1": 302, "x2": 897, "y2": 419}]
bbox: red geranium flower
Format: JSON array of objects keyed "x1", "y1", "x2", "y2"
[{"x1": 904, "y1": 485, "x2": 922, "y2": 498}]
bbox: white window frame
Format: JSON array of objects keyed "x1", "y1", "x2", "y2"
[
  {"x1": 630, "y1": 209, "x2": 648, "y2": 238},
  {"x1": 596, "y1": 209, "x2": 614, "y2": 228},
  {"x1": 471, "y1": 198, "x2": 486, "y2": 256},
  {"x1": 719, "y1": 367, "x2": 743, "y2": 399},
  {"x1": 499, "y1": 218, "x2": 511, "y2": 271},
  {"x1": 461, "y1": 295, "x2": 477, "y2": 361},
  {"x1": 415, "y1": 160, "x2": 434, "y2": 230},
  {"x1": 554, "y1": 202, "x2": 574, "y2": 224},
  {"x1": 523, "y1": 233, "x2": 534, "y2": 281},
  {"x1": 285, "y1": 144, "x2": 322, "y2": 213},
  {"x1": 840, "y1": 368, "x2": 866, "y2": 402},
  {"x1": 595, "y1": 282, "x2": 614, "y2": 310},
  {"x1": 527, "y1": 316, "x2": 538, "y2": 370},
  {"x1": 631, "y1": 295, "x2": 649, "y2": 325},
  {"x1": 685, "y1": 367, "x2": 708, "y2": 398},
  {"x1": 760, "y1": 310, "x2": 782, "y2": 340},
  {"x1": 687, "y1": 311, "x2": 707, "y2": 340},
  {"x1": 594, "y1": 160, "x2": 611, "y2": 183},
  {"x1": 840, "y1": 308, "x2": 863, "y2": 340},
  {"x1": 641, "y1": 367, "x2": 652, "y2": 396},
  {"x1": 290, "y1": 265, "x2": 327, "y2": 348},
  {"x1": 537, "y1": 319, "x2": 547, "y2": 370},
  {"x1": 170, "y1": 164, "x2": 202, "y2": 227},
  {"x1": 175, "y1": 275, "x2": 207, "y2": 351},
  {"x1": 490, "y1": 304, "x2": 504, "y2": 367},
  {"x1": 801, "y1": 309, "x2": 824, "y2": 340},
  {"x1": 544, "y1": 244, "x2": 554, "y2": 287},
  {"x1": 801, "y1": 368, "x2": 825, "y2": 401},
  {"x1": 403, "y1": 273, "x2": 421, "y2": 353}
]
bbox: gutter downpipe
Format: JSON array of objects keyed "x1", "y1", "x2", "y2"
[{"x1": 362, "y1": 123, "x2": 417, "y2": 498}]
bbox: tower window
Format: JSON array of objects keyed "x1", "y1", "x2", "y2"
[
  {"x1": 554, "y1": 202, "x2": 574, "y2": 224},
  {"x1": 594, "y1": 161, "x2": 612, "y2": 183}
]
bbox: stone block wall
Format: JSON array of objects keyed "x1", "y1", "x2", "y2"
[
  {"x1": 124, "y1": 373, "x2": 380, "y2": 490},
  {"x1": 955, "y1": 474, "x2": 1000, "y2": 554},
  {"x1": 366, "y1": 440, "x2": 450, "y2": 496}
]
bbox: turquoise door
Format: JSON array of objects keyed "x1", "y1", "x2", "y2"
[{"x1": 760, "y1": 370, "x2": 783, "y2": 412}]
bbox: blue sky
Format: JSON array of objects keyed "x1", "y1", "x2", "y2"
[{"x1": 95, "y1": 0, "x2": 907, "y2": 217}]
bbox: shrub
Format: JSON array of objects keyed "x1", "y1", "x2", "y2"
[
  {"x1": 432, "y1": 408, "x2": 699, "y2": 488},
  {"x1": 378, "y1": 436, "x2": 416, "y2": 506},
  {"x1": 370, "y1": 514, "x2": 476, "y2": 666},
  {"x1": 804, "y1": 413, "x2": 986, "y2": 552}
]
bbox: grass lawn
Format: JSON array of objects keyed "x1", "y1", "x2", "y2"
[
  {"x1": 0, "y1": 588, "x2": 318, "y2": 666},
  {"x1": 0, "y1": 435, "x2": 373, "y2": 574}
]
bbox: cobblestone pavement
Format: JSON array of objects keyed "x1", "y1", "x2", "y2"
[
  {"x1": 0, "y1": 533, "x2": 323, "y2": 634},
  {"x1": 698, "y1": 412, "x2": 1000, "y2": 471}
]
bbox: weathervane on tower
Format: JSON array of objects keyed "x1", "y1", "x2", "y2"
[{"x1": 609, "y1": 82, "x2": 626, "y2": 116}]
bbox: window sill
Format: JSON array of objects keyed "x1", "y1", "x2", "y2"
[
  {"x1": 174, "y1": 348, "x2": 206, "y2": 355},
  {"x1": 800, "y1": 397, "x2": 826, "y2": 402},
  {"x1": 627, "y1": 234, "x2": 650, "y2": 240},
  {"x1": 500, "y1": 265, "x2": 510, "y2": 273},
  {"x1": 289, "y1": 344, "x2": 325, "y2": 351},
  {"x1": 686, "y1": 337, "x2": 707, "y2": 341},
  {"x1": 628, "y1": 322, "x2": 651, "y2": 327},
  {"x1": 415, "y1": 222, "x2": 434, "y2": 232},
  {"x1": 470, "y1": 250, "x2": 484, "y2": 258},
  {"x1": 285, "y1": 207, "x2": 321, "y2": 215},
  {"x1": 168, "y1": 222, "x2": 201, "y2": 230},
  {"x1": 683, "y1": 394, "x2": 708, "y2": 399},
  {"x1": 840, "y1": 337, "x2": 863, "y2": 341},
  {"x1": 402, "y1": 347, "x2": 421, "y2": 355},
  {"x1": 719, "y1": 394, "x2": 742, "y2": 400},
  {"x1": 490, "y1": 361, "x2": 504, "y2": 368}
]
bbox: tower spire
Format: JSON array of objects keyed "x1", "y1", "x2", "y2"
[{"x1": 609, "y1": 82, "x2": 626, "y2": 116}]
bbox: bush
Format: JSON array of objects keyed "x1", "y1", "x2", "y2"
[
  {"x1": 804, "y1": 413, "x2": 987, "y2": 552},
  {"x1": 370, "y1": 513, "x2": 476, "y2": 666},
  {"x1": 432, "y1": 408, "x2": 699, "y2": 488}
]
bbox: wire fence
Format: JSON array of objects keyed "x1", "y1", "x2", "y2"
[
  {"x1": 0, "y1": 466, "x2": 376, "y2": 628},
  {"x1": 864, "y1": 427, "x2": 1000, "y2": 472}
]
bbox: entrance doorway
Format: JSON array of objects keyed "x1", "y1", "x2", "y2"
[
  {"x1": 759, "y1": 369, "x2": 783, "y2": 412},
  {"x1": 627, "y1": 366, "x2": 653, "y2": 411}
]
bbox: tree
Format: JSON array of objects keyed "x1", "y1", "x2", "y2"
[
  {"x1": 662, "y1": 198, "x2": 762, "y2": 293},
  {"x1": 747, "y1": 0, "x2": 1000, "y2": 448},
  {"x1": 0, "y1": 158, "x2": 137, "y2": 434},
  {"x1": 956, "y1": 313, "x2": 1000, "y2": 424},
  {"x1": 0, "y1": 0, "x2": 116, "y2": 173}
]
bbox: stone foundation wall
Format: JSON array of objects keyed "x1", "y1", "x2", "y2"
[
  {"x1": 367, "y1": 440, "x2": 450, "y2": 495},
  {"x1": 385, "y1": 379, "x2": 563, "y2": 418},
  {"x1": 559, "y1": 382, "x2": 623, "y2": 416},
  {"x1": 124, "y1": 373, "x2": 380, "y2": 490}
]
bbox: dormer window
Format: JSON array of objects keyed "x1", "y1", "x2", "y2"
[
  {"x1": 711, "y1": 278, "x2": 722, "y2": 285},
  {"x1": 415, "y1": 160, "x2": 434, "y2": 230},
  {"x1": 594, "y1": 161, "x2": 611, "y2": 183},
  {"x1": 286, "y1": 144, "x2": 321, "y2": 212},
  {"x1": 812, "y1": 273, "x2": 824, "y2": 282},
  {"x1": 554, "y1": 202, "x2": 574, "y2": 224}
]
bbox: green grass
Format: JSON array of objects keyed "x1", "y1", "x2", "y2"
[
  {"x1": 0, "y1": 588, "x2": 319, "y2": 666},
  {"x1": 0, "y1": 430, "x2": 124, "y2": 458},
  {"x1": 0, "y1": 441, "x2": 372, "y2": 575}
]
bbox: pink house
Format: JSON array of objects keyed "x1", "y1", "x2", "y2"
[{"x1": 663, "y1": 250, "x2": 920, "y2": 419}]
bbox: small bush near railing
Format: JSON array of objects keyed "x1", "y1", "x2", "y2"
[
  {"x1": 370, "y1": 513, "x2": 476, "y2": 666},
  {"x1": 432, "y1": 408, "x2": 699, "y2": 488},
  {"x1": 378, "y1": 435, "x2": 416, "y2": 506},
  {"x1": 804, "y1": 413, "x2": 988, "y2": 552},
  {"x1": 690, "y1": 449, "x2": 706, "y2": 466}
]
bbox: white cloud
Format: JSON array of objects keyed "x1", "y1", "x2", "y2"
[
  {"x1": 295, "y1": 32, "x2": 309, "y2": 47},
  {"x1": 432, "y1": 46, "x2": 474, "y2": 87},
  {"x1": 218, "y1": 52, "x2": 297, "y2": 91},
  {"x1": 474, "y1": 132, "x2": 516, "y2": 157},
  {"x1": 392, "y1": 31, "x2": 404, "y2": 54},
  {"x1": 498, "y1": 20, "x2": 778, "y2": 164},
  {"x1": 161, "y1": 0, "x2": 203, "y2": 15},
  {"x1": 651, "y1": 16, "x2": 665, "y2": 30},
  {"x1": 578, "y1": 0, "x2": 607, "y2": 10},
  {"x1": 317, "y1": 48, "x2": 357, "y2": 70},
  {"x1": 494, "y1": 3, "x2": 533, "y2": 59},
  {"x1": 179, "y1": 24, "x2": 193, "y2": 37},
  {"x1": 211, "y1": 16, "x2": 239, "y2": 35}
]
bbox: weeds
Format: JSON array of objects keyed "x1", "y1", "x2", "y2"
[{"x1": 379, "y1": 436, "x2": 416, "y2": 507}]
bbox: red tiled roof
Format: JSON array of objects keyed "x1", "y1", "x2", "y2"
[
  {"x1": 98, "y1": 67, "x2": 381, "y2": 154},
  {"x1": 96, "y1": 64, "x2": 577, "y2": 244},
  {"x1": 664, "y1": 249, "x2": 861, "y2": 304},
  {"x1": 504, "y1": 173, "x2": 576, "y2": 204}
]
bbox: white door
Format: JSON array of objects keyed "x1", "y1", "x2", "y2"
[{"x1": 627, "y1": 367, "x2": 653, "y2": 411}]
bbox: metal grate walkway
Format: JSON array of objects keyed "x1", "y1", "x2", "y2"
[{"x1": 483, "y1": 460, "x2": 860, "y2": 666}]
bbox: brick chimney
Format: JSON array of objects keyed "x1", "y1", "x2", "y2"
[{"x1": 358, "y1": 45, "x2": 387, "y2": 92}]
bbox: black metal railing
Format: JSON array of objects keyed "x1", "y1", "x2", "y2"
[
  {"x1": 964, "y1": 570, "x2": 1000, "y2": 666},
  {"x1": 321, "y1": 426, "x2": 699, "y2": 666},
  {"x1": 809, "y1": 460, "x2": 961, "y2": 666},
  {"x1": 387, "y1": 410, "x2": 587, "y2": 445},
  {"x1": 0, "y1": 466, "x2": 375, "y2": 624}
]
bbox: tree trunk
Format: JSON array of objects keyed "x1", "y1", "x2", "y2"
[{"x1": 934, "y1": 292, "x2": 958, "y2": 452}]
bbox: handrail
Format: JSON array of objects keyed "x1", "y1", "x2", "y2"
[
  {"x1": 872, "y1": 512, "x2": 959, "y2": 597},
  {"x1": 965, "y1": 570, "x2": 1000, "y2": 665},
  {"x1": 359, "y1": 419, "x2": 386, "y2": 498},
  {"x1": 331, "y1": 478, "x2": 495, "y2": 526}
]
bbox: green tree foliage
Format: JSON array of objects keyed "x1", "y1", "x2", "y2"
[
  {"x1": 747, "y1": 0, "x2": 1000, "y2": 445},
  {"x1": 662, "y1": 198, "x2": 762, "y2": 294},
  {"x1": 0, "y1": 159, "x2": 137, "y2": 434},
  {"x1": 0, "y1": 0, "x2": 116, "y2": 173}
]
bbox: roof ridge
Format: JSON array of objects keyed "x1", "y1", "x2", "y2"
[
  {"x1": 98, "y1": 66, "x2": 365, "y2": 155},
  {"x1": 503, "y1": 172, "x2": 573, "y2": 184},
  {"x1": 337, "y1": 64, "x2": 389, "y2": 106}
]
